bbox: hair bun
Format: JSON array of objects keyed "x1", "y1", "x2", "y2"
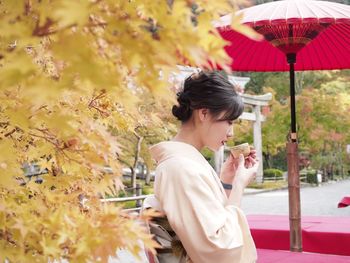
[{"x1": 172, "y1": 92, "x2": 192, "y2": 122}]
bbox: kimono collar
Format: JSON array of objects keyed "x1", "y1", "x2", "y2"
[{"x1": 149, "y1": 141, "x2": 209, "y2": 166}]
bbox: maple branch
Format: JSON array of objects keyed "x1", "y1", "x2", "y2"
[
  {"x1": 88, "y1": 91, "x2": 109, "y2": 117},
  {"x1": 29, "y1": 132, "x2": 59, "y2": 147},
  {"x1": 29, "y1": 105, "x2": 49, "y2": 119},
  {"x1": 4, "y1": 128, "x2": 16, "y2": 138},
  {"x1": 57, "y1": 149, "x2": 83, "y2": 165}
]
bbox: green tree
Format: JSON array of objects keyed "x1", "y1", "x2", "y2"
[
  {"x1": 245, "y1": 70, "x2": 350, "y2": 103},
  {"x1": 297, "y1": 88, "x2": 350, "y2": 176},
  {"x1": 260, "y1": 88, "x2": 289, "y2": 168}
]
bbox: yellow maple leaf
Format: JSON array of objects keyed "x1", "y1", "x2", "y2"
[
  {"x1": 52, "y1": 0, "x2": 91, "y2": 28},
  {"x1": 12, "y1": 218, "x2": 28, "y2": 239}
]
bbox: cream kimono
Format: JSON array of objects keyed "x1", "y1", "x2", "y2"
[{"x1": 149, "y1": 141, "x2": 257, "y2": 263}]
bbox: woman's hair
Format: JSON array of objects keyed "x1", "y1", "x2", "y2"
[{"x1": 172, "y1": 71, "x2": 244, "y2": 122}]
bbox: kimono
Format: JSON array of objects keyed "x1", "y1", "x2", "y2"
[{"x1": 148, "y1": 141, "x2": 257, "y2": 263}]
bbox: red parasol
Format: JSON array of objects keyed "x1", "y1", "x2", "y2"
[{"x1": 217, "y1": 0, "x2": 350, "y2": 252}]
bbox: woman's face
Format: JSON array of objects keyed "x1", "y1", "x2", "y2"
[{"x1": 203, "y1": 111, "x2": 234, "y2": 151}]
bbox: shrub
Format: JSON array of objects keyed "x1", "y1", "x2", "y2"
[
  {"x1": 307, "y1": 170, "x2": 317, "y2": 184},
  {"x1": 143, "y1": 185, "x2": 154, "y2": 195},
  {"x1": 264, "y1": 168, "x2": 283, "y2": 179},
  {"x1": 300, "y1": 169, "x2": 318, "y2": 184},
  {"x1": 123, "y1": 200, "x2": 137, "y2": 209}
]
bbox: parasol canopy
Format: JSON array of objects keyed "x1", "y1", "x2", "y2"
[{"x1": 218, "y1": 0, "x2": 350, "y2": 72}]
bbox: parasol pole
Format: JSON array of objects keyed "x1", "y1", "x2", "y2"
[
  {"x1": 286, "y1": 53, "x2": 302, "y2": 252},
  {"x1": 288, "y1": 54, "x2": 297, "y2": 140}
]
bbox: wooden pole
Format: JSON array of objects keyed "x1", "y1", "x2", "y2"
[
  {"x1": 287, "y1": 52, "x2": 302, "y2": 251},
  {"x1": 287, "y1": 53, "x2": 297, "y2": 142},
  {"x1": 287, "y1": 141, "x2": 302, "y2": 251}
]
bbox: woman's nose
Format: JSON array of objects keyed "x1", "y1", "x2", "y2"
[{"x1": 227, "y1": 129, "x2": 233, "y2": 138}]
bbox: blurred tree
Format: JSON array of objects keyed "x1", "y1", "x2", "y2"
[
  {"x1": 259, "y1": 88, "x2": 289, "y2": 168},
  {"x1": 297, "y1": 87, "x2": 350, "y2": 177},
  {"x1": 0, "y1": 0, "x2": 254, "y2": 261},
  {"x1": 242, "y1": 82, "x2": 350, "y2": 173},
  {"x1": 245, "y1": 71, "x2": 331, "y2": 102},
  {"x1": 117, "y1": 95, "x2": 177, "y2": 189}
]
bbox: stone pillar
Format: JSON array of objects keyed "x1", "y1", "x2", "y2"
[
  {"x1": 253, "y1": 105, "x2": 264, "y2": 183},
  {"x1": 214, "y1": 145, "x2": 225, "y2": 175}
]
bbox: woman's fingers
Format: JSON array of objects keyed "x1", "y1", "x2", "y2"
[
  {"x1": 249, "y1": 149, "x2": 257, "y2": 154},
  {"x1": 248, "y1": 151, "x2": 257, "y2": 159},
  {"x1": 244, "y1": 156, "x2": 257, "y2": 168}
]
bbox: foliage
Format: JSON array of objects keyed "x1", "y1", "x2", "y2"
[
  {"x1": 245, "y1": 70, "x2": 350, "y2": 103},
  {"x1": 142, "y1": 185, "x2": 154, "y2": 195},
  {"x1": 248, "y1": 74, "x2": 350, "y2": 174},
  {"x1": 0, "y1": 0, "x2": 253, "y2": 261},
  {"x1": 267, "y1": 150, "x2": 287, "y2": 171},
  {"x1": 300, "y1": 169, "x2": 318, "y2": 184},
  {"x1": 263, "y1": 168, "x2": 283, "y2": 178},
  {"x1": 231, "y1": 118, "x2": 253, "y2": 145},
  {"x1": 245, "y1": 72, "x2": 290, "y2": 102},
  {"x1": 200, "y1": 147, "x2": 215, "y2": 165},
  {"x1": 297, "y1": 87, "x2": 350, "y2": 174},
  {"x1": 117, "y1": 95, "x2": 177, "y2": 188}
]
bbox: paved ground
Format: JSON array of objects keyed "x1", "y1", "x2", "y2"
[{"x1": 242, "y1": 179, "x2": 350, "y2": 217}]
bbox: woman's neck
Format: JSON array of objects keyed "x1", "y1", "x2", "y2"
[{"x1": 172, "y1": 123, "x2": 204, "y2": 150}]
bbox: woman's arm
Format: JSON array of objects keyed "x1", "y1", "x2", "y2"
[{"x1": 228, "y1": 154, "x2": 259, "y2": 207}]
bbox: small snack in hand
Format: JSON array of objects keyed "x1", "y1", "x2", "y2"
[{"x1": 230, "y1": 143, "x2": 251, "y2": 158}]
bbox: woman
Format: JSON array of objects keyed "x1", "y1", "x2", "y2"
[{"x1": 147, "y1": 71, "x2": 259, "y2": 263}]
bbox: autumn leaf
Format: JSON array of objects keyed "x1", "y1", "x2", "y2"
[{"x1": 52, "y1": 0, "x2": 91, "y2": 28}]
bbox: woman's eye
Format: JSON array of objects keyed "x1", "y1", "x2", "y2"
[{"x1": 227, "y1": 121, "x2": 233, "y2": 125}]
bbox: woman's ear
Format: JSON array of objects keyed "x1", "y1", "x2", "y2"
[{"x1": 198, "y1": 108, "x2": 209, "y2": 122}]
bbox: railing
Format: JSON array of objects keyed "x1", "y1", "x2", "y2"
[
  {"x1": 263, "y1": 176, "x2": 306, "y2": 182},
  {"x1": 263, "y1": 176, "x2": 285, "y2": 182},
  {"x1": 102, "y1": 183, "x2": 151, "y2": 212},
  {"x1": 101, "y1": 194, "x2": 151, "y2": 212}
]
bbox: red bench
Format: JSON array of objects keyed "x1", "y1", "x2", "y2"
[
  {"x1": 257, "y1": 249, "x2": 350, "y2": 263},
  {"x1": 247, "y1": 215, "x2": 350, "y2": 256}
]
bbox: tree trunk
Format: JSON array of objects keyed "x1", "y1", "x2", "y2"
[
  {"x1": 131, "y1": 134, "x2": 143, "y2": 196},
  {"x1": 130, "y1": 167, "x2": 134, "y2": 186},
  {"x1": 338, "y1": 143, "x2": 344, "y2": 179},
  {"x1": 263, "y1": 152, "x2": 271, "y2": 169},
  {"x1": 330, "y1": 163, "x2": 334, "y2": 180},
  {"x1": 322, "y1": 165, "x2": 327, "y2": 182},
  {"x1": 145, "y1": 166, "x2": 151, "y2": 185}
]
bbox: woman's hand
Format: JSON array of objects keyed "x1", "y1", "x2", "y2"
[
  {"x1": 233, "y1": 154, "x2": 259, "y2": 189},
  {"x1": 220, "y1": 149, "x2": 258, "y2": 184},
  {"x1": 220, "y1": 153, "x2": 239, "y2": 184},
  {"x1": 227, "y1": 155, "x2": 259, "y2": 207},
  {"x1": 244, "y1": 148, "x2": 257, "y2": 168}
]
